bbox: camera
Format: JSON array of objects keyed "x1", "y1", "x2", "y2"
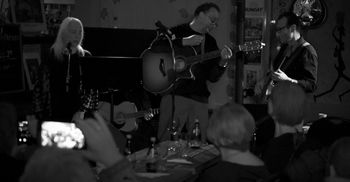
[{"x1": 40, "y1": 121, "x2": 85, "y2": 149}]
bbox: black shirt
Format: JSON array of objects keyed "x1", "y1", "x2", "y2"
[
  {"x1": 169, "y1": 23, "x2": 226, "y2": 103},
  {"x1": 47, "y1": 49, "x2": 91, "y2": 121},
  {"x1": 273, "y1": 37, "x2": 318, "y2": 93}
]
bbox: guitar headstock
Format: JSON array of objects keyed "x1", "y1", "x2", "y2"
[
  {"x1": 238, "y1": 40, "x2": 265, "y2": 53},
  {"x1": 143, "y1": 108, "x2": 160, "y2": 121}
]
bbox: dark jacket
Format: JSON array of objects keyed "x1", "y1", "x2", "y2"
[{"x1": 273, "y1": 37, "x2": 318, "y2": 93}]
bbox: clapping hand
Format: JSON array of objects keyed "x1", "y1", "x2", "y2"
[{"x1": 221, "y1": 45, "x2": 232, "y2": 60}]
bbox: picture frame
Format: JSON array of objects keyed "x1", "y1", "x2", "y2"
[
  {"x1": 243, "y1": 64, "x2": 261, "y2": 90},
  {"x1": 23, "y1": 44, "x2": 41, "y2": 90},
  {"x1": 10, "y1": 0, "x2": 47, "y2": 34}
]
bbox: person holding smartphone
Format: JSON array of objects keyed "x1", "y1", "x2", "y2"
[{"x1": 21, "y1": 112, "x2": 139, "y2": 182}]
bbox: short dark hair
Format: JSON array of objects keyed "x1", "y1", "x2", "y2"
[
  {"x1": 277, "y1": 12, "x2": 302, "y2": 30},
  {"x1": 194, "y1": 2, "x2": 220, "y2": 17}
]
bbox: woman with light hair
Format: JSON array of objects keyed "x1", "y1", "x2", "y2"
[
  {"x1": 199, "y1": 102, "x2": 270, "y2": 182},
  {"x1": 33, "y1": 17, "x2": 91, "y2": 122}
]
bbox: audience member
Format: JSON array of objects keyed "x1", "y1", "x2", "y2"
[
  {"x1": 261, "y1": 81, "x2": 307, "y2": 174},
  {"x1": 199, "y1": 102, "x2": 270, "y2": 182},
  {"x1": 0, "y1": 102, "x2": 26, "y2": 182},
  {"x1": 20, "y1": 112, "x2": 139, "y2": 182},
  {"x1": 283, "y1": 117, "x2": 350, "y2": 182},
  {"x1": 325, "y1": 137, "x2": 350, "y2": 182}
]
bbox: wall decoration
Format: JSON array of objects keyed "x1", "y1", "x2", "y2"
[
  {"x1": 243, "y1": 64, "x2": 261, "y2": 103},
  {"x1": 313, "y1": 12, "x2": 349, "y2": 102},
  {"x1": 10, "y1": 0, "x2": 47, "y2": 34},
  {"x1": 292, "y1": 0, "x2": 327, "y2": 29}
]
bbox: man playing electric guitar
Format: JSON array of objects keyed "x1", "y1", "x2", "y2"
[
  {"x1": 255, "y1": 12, "x2": 318, "y2": 100},
  {"x1": 157, "y1": 2, "x2": 232, "y2": 142}
]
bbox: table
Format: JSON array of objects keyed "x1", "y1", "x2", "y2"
[{"x1": 131, "y1": 141, "x2": 220, "y2": 182}]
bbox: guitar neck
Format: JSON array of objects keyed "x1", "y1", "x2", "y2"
[
  {"x1": 124, "y1": 111, "x2": 147, "y2": 119},
  {"x1": 186, "y1": 44, "x2": 242, "y2": 65},
  {"x1": 187, "y1": 50, "x2": 221, "y2": 64}
]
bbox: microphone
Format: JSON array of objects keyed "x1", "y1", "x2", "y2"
[
  {"x1": 155, "y1": 21, "x2": 173, "y2": 37},
  {"x1": 65, "y1": 42, "x2": 72, "y2": 54}
]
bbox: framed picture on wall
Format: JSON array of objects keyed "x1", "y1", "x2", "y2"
[
  {"x1": 243, "y1": 64, "x2": 261, "y2": 90},
  {"x1": 10, "y1": 0, "x2": 47, "y2": 34},
  {"x1": 23, "y1": 44, "x2": 41, "y2": 90}
]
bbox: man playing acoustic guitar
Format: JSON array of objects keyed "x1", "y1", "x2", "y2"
[
  {"x1": 157, "y1": 2, "x2": 232, "y2": 142},
  {"x1": 254, "y1": 12, "x2": 318, "y2": 100}
]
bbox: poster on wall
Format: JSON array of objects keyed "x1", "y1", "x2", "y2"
[
  {"x1": 10, "y1": 0, "x2": 47, "y2": 34},
  {"x1": 243, "y1": 64, "x2": 261, "y2": 103},
  {"x1": 245, "y1": 0, "x2": 264, "y2": 17},
  {"x1": 244, "y1": 0, "x2": 264, "y2": 65},
  {"x1": 0, "y1": 24, "x2": 25, "y2": 94}
]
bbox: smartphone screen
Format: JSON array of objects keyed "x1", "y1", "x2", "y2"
[{"x1": 41, "y1": 121, "x2": 85, "y2": 149}]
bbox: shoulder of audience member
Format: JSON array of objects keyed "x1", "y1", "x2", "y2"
[{"x1": 98, "y1": 157, "x2": 139, "y2": 182}]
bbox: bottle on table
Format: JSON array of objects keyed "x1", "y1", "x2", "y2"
[
  {"x1": 125, "y1": 134, "x2": 133, "y2": 161},
  {"x1": 189, "y1": 118, "x2": 201, "y2": 149},
  {"x1": 146, "y1": 137, "x2": 159, "y2": 172},
  {"x1": 167, "y1": 120, "x2": 180, "y2": 155}
]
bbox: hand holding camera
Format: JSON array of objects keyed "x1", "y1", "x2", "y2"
[{"x1": 75, "y1": 112, "x2": 124, "y2": 168}]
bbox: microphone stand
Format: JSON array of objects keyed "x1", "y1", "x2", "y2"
[
  {"x1": 65, "y1": 48, "x2": 71, "y2": 93},
  {"x1": 155, "y1": 22, "x2": 178, "y2": 140}
]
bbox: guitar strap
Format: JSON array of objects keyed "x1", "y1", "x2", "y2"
[{"x1": 278, "y1": 41, "x2": 310, "y2": 72}]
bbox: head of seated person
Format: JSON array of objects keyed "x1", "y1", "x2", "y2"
[
  {"x1": 326, "y1": 137, "x2": 350, "y2": 181},
  {"x1": 268, "y1": 81, "x2": 307, "y2": 137},
  {"x1": 20, "y1": 147, "x2": 96, "y2": 182},
  {"x1": 207, "y1": 102, "x2": 256, "y2": 158}
]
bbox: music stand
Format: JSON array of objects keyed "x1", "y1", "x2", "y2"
[{"x1": 79, "y1": 56, "x2": 143, "y2": 124}]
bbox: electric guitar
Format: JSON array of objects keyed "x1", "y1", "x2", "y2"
[
  {"x1": 259, "y1": 42, "x2": 310, "y2": 101},
  {"x1": 142, "y1": 40, "x2": 265, "y2": 94},
  {"x1": 97, "y1": 101, "x2": 159, "y2": 132}
]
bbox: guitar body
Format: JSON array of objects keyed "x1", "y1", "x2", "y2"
[
  {"x1": 97, "y1": 101, "x2": 138, "y2": 132},
  {"x1": 97, "y1": 101, "x2": 159, "y2": 132},
  {"x1": 142, "y1": 40, "x2": 264, "y2": 94},
  {"x1": 142, "y1": 44, "x2": 197, "y2": 94}
]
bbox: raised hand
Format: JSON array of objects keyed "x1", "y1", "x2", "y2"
[
  {"x1": 75, "y1": 112, "x2": 123, "y2": 168},
  {"x1": 221, "y1": 45, "x2": 233, "y2": 60}
]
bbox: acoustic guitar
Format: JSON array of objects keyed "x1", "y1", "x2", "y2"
[
  {"x1": 142, "y1": 40, "x2": 265, "y2": 94},
  {"x1": 97, "y1": 101, "x2": 159, "y2": 132}
]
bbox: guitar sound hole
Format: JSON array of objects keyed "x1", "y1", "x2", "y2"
[{"x1": 175, "y1": 60, "x2": 185, "y2": 72}]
